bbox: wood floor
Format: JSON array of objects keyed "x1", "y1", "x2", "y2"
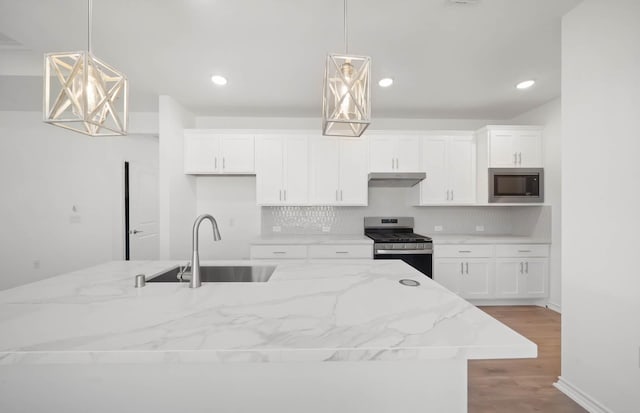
[{"x1": 468, "y1": 306, "x2": 587, "y2": 413}]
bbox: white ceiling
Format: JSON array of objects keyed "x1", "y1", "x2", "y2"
[{"x1": 0, "y1": 0, "x2": 581, "y2": 118}]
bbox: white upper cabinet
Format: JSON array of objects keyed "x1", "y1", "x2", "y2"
[
  {"x1": 369, "y1": 135, "x2": 420, "y2": 172},
  {"x1": 184, "y1": 131, "x2": 255, "y2": 174},
  {"x1": 255, "y1": 135, "x2": 308, "y2": 205},
  {"x1": 415, "y1": 134, "x2": 476, "y2": 205},
  {"x1": 486, "y1": 128, "x2": 542, "y2": 168},
  {"x1": 309, "y1": 137, "x2": 368, "y2": 206}
]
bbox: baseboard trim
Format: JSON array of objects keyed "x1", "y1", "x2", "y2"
[
  {"x1": 554, "y1": 376, "x2": 612, "y2": 413},
  {"x1": 546, "y1": 302, "x2": 561, "y2": 313}
]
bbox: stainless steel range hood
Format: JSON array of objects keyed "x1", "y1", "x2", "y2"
[{"x1": 368, "y1": 172, "x2": 426, "y2": 188}]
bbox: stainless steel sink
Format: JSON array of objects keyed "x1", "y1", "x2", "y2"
[{"x1": 148, "y1": 266, "x2": 276, "y2": 283}]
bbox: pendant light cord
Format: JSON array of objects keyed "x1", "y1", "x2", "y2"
[
  {"x1": 344, "y1": 0, "x2": 348, "y2": 54},
  {"x1": 87, "y1": 0, "x2": 92, "y2": 52}
]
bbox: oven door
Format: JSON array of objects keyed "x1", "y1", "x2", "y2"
[{"x1": 373, "y1": 249, "x2": 433, "y2": 278}]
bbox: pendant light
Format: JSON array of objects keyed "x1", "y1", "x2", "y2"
[
  {"x1": 43, "y1": 0, "x2": 128, "y2": 136},
  {"x1": 322, "y1": 0, "x2": 371, "y2": 137}
]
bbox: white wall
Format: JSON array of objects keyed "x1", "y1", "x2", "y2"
[
  {"x1": 0, "y1": 111, "x2": 158, "y2": 290},
  {"x1": 196, "y1": 177, "x2": 260, "y2": 260},
  {"x1": 560, "y1": 1, "x2": 640, "y2": 412},
  {"x1": 510, "y1": 98, "x2": 562, "y2": 311},
  {"x1": 158, "y1": 96, "x2": 197, "y2": 260}
]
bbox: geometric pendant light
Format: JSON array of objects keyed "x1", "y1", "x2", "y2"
[
  {"x1": 43, "y1": 0, "x2": 128, "y2": 136},
  {"x1": 322, "y1": 0, "x2": 371, "y2": 137}
]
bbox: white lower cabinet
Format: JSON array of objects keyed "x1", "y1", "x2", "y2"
[
  {"x1": 434, "y1": 258, "x2": 492, "y2": 299},
  {"x1": 495, "y1": 258, "x2": 548, "y2": 298},
  {"x1": 250, "y1": 245, "x2": 308, "y2": 259},
  {"x1": 250, "y1": 243, "x2": 373, "y2": 260},
  {"x1": 434, "y1": 243, "x2": 549, "y2": 301}
]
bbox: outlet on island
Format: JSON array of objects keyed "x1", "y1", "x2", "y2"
[
  {"x1": 475, "y1": 225, "x2": 485, "y2": 232},
  {"x1": 434, "y1": 225, "x2": 443, "y2": 232}
]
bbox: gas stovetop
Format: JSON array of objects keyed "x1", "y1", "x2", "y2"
[{"x1": 364, "y1": 232, "x2": 432, "y2": 243}]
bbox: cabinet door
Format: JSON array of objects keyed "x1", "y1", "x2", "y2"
[
  {"x1": 489, "y1": 131, "x2": 516, "y2": 167},
  {"x1": 184, "y1": 133, "x2": 220, "y2": 174},
  {"x1": 283, "y1": 136, "x2": 309, "y2": 204},
  {"x1": 395, "y1": 136, "x2": 420, "y2": 171},
  {"x1": 494, "y1": 259, "x2": 521, "y2": 298},
  {"x1": 433, "y1": 260, "x2": 462, "y2": 294},
  {"x1": 255, "y1": 136, "x2": 284, "y2": 205},
  {"x1": 309, "y1": 138, "x2": 340, "y2": 204},
  {"x1": 219, "y1": 135, "x2": 254, "y2": 173},
  {"x1": 521, "y1": 259, "x2": 548, "y2": 297},
  {"x1": 460, "y1": 259, "x2": 492, "y2": 299},
  {"x1": 516, "y1": 131, "x2": 543, "y2": 167},
  {"x1": 420, "y1": 137, "x2": 448, "y2": 203},
  {"x1": 338, "y1": 138, "x2": 368, "y2": 205},
  {"x1": 448, "y1": 136, "x2": 476, "y2": 203},
  {"x1": 369, "y1": 136, "x2": 396, "y2": 172}
]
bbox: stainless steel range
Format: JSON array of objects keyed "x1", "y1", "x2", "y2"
[{"x1": 364, "y1": 217, "x2": 433, "y2": 278}]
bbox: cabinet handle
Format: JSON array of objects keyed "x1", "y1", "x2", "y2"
[
  {"x1": 396, "y1": 158, "x2": 399, "y2": 170},
  {"x1": 340, "y1": 190, "x2": 343, "y2": 201},
  {"x1": 520, "y1": 262, "x2": 524, "y2": 274},
  {"x1": 336, "y1": 190, "x2": 339, "y2": 201},
  {"x1": 336, "y1": 251, "x2": 349, "y2": 254},
  {"x1": 215, "y1": 157, "x2": 218, "y2": 169},
  {"x1": 460, "y1": 262, "x2": 464, "y2": 275},
  {"x1": 284, "y1": 189, "x2": 287, "y2": 201},
  {"x1": 518, "y1": 152, "x2": 522, "y2": 165},
  {"x1": 272, "y1": 251, "x2": 286, "y2": 255},
  {"x1": 525, "y1": 262, "x2": 529, "y2": 273},
  {"x1": 223, "y1": 157, "x2": 226, "y2": 169},
  {"x1": 458, "y1": 250, "x2": 471, "y2": 253},
  {"x1": 514, "y1": 153, "x2": 517, "y2": 165},
  {"x1": 465, "y1": 262, "x2": 469, "y2": 274},
  {"x1": 446, "y1": 190, "x2": 450, "y2": 200},
  {"x1": 518, "y1": 250, "x2": 531, "y2": 253},
  {"x1": 279, "y1": 190, "x2": 282, "y2": 201},
  {"x1": 391, "y1": 158, "x2": 395, "y2": 170},
  {"x1": 451, "y1": 190, "x2": 454, "y2": 201}
]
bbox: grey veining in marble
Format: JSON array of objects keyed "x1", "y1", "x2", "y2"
[{"x1": 0, "y1": 260, "x2": 536, "y2": 365}]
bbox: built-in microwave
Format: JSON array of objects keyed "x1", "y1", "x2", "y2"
[{"x1": 489, "y1": 168, "x2": 544, "y2": 203}]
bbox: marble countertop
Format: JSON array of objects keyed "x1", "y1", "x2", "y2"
[
  {"x1": 0, "y1": 260, "x2": 536, "y2": 365},
  {"x1": 431, "y1": 235, "x2": 550, "y2": 244},
  {"x1": 251, "y1": 234, "x2": 373, "y2": 245}
]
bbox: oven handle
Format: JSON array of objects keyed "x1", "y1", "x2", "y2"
[{"x1": 375, "y1": 249, "x2": 433, "y2": 255}]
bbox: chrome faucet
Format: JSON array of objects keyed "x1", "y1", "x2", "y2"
[{"x1": 190, "y1": 214, "x2": 222, "y2": 288}]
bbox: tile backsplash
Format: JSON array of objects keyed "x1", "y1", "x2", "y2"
[{"x1": 261, "y1": 188, "x2": 551, "y2": 237}]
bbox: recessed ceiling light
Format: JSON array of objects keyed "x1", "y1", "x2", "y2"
[
  {"x1": 516, "y1": 80, "x2": 535, "y2": 90},
  {"x1": 378, "y1": 78, "x2": 393, "y2": 87},
  {"x1": 211, "y1": 75, "x2": 227, "y2": 86}
]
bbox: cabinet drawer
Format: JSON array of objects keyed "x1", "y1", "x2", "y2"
[
  {"x1": 308, "y1": 245, "x2": 373, "y2": 259},
  {"x1": 250, "y1": 245, "x2": 308, "y2": 259},
  {"x1": 435, "y1": 244, "x2": 494, "y2": 258},
  {"x1": 495, "y1": 244, "x2": 549, "y2": 258}
]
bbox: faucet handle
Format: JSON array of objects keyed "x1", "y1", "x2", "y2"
[{"x1": 177, "y1": 263, "x2": 192, "y2": 282}]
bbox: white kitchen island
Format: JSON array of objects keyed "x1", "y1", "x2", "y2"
[{"x1": 0, "y1": 260, "x2": 536, "y2": 413}]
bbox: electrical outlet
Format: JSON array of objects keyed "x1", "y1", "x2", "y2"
[
  {"x1": 475, "y1": 225, "x2": 485, "y2": 232},
  {"x1": 272, "y1": 226, "x2": 281, "y2": 233},
  {"x1": 69, "y1": 215, "x2": 81, "y2": 224},
  {"x1": 434, "y1": 225, "x2": 443, "y2": 232},
  {"x1": 322, "y1": 226, "x2": 331, "y2": 233}
]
